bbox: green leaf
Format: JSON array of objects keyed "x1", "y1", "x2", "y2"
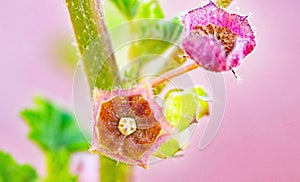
[
  {"x1": 129, "y1": 18, "x2": 183, "y2": 59},
  {"x1": 107, "y1": 0, "x2": 170, "y2": 68},
  {"x1": 135, "y1": 1, "x2": 164, "y2": 19},
  {"x1": 109, "y1": 0, "x2": 140, "y2": 20},
  {"x1": 153, "y1": 139, "x2": 181, "y2": 158},
  {"x1": 109, "y1": 0, "x2": 164, "y2": 20},
  {"x1": 103, "y1": 1, "x2": 128, "y2": 29},
  {"x1": 107, "y1": 0, "x2": 168, "y2": 69},
  {"x1": 21, "y1": 97, "x2": 89, "y2": 181},
  {"x1": 21, "y1": 97, "x2": 88, "y2": 152},
  {"x1": 107, "y1": 0, "x2": 184, "y2": 90},
  {"x1": 0, "y1": 150, "x2": 38, "y2": 182},
  {"x1": 164, "y1": 86, "x2": 210, "y2": 132},
  {"x1": 126, "y1": 18, "x2": 184, "y2": 85}
]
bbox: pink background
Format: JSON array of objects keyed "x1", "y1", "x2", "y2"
[{"x1": 0, "y1": 0, "x2": 299, "y2": 181}]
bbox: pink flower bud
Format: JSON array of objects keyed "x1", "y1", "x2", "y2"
[{"x1": 182, "y1": 2, "x2": 256, "y2": 72}]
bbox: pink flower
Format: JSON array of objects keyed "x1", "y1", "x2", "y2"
[
  {"x1": 182, "y1": 1, "x2": 256, "y2": 72},
  {"x1": 89, "y1": 83, "x2": 174, "y2": 168}
]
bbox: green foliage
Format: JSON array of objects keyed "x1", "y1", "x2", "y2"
[
  {"x1": 126, "y1": 18, "x2": 184, "y2": 86},
  {"x1": 108, "y1": 0, "x2": 183, "y2": 86},
  {"x1": 21, "y1": 97, "x2": 89, "y2": 181},
  {"x1": 109, "y1": 0, "x2": 164, "y2": 20},
  {"x1": 103, "y1": 1, "x2": 127, "y2": 29},
  {"x1": 109, "y1": 0, "x2": 140, "y2": 20},
  {"x1": 164, "y1": 86, "x2": 210, "y2": 132},
  {"x1": 128, "y1": 18, "x2": 183, "y2": 61},
  {"x1": 21, "y1": 97, "x2": 88, "y2": 152},
  {"x1": 134, "y1": 1, "x2": 164, "y2": 19},
  {"x1": 0, "y1": 150, "x2": 38, "y2": 182}
]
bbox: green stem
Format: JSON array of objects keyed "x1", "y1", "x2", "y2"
[
  {"x1": 66, "y1": 0, "x2": 120, "y2": 90},
  {"x1": 44, "y1": 150, "x2": 75, "y2": 182},
  {"x1": 65, "y1": 0, "x2": 132, "y2": 181},
  {"x1": 100, "y1": 156, "x2": 133, "y2": 182}
]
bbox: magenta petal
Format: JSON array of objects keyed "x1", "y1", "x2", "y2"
[{"x1": 182, "y1": 33, "x2": 228, "y2": 71}]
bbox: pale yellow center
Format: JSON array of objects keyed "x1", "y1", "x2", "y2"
[{"x1": 118, "y1": 117, "x2": 137, "y2": 136}]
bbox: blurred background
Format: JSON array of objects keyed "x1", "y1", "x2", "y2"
[{"x1": 0, "y1": 0, "x2": 299, "y2": 181}]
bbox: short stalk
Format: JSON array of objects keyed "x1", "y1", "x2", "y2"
[{"x1": 151, "y1": 63, "x2": 200, "y2": 88}]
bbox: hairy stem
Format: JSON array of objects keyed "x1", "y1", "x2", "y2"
[
  {"x1": 65, "y1": 0, "x2": 132, "y2": 182},
  {"x1": 66, "y1": 0, "x2": 121, "y2": 90}
]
